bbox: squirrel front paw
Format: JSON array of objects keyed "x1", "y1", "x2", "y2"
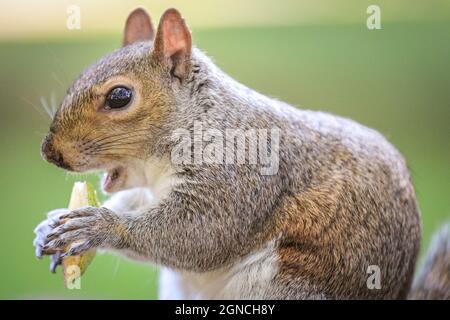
[
  {"x1": 41, "y1": 206, "x2": 124, "y2": 257},
  {"x1": 33, "y1": 208, "x2": 69, "y2": 272}
]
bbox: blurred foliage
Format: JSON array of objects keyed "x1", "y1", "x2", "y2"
[
  {"x1": 0, "y1": 3, "x2": 448, "y2": 299},
  {"x1": 2, "y1": 0, "x2": 450, "y2": 39}
]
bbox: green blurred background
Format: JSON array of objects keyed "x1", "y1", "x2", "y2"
[{"x1": 0, "y1": 0, "x2": 449, "y2": 299}]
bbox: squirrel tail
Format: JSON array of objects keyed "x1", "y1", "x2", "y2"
[{"x1": 408, "y1": 223, "x2": 450, "y2": 300}]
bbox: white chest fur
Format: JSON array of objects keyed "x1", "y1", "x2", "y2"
[{"x1": 159, "y1": 239, "x2": 279, "y2": 299}]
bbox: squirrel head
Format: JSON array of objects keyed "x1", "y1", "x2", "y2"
[{"x1": 41, "y1": 8, "x2": 193, "y2": 193}]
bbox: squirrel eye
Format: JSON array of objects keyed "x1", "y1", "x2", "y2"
[{"x1": 105, "y1": 86, "x2": 132, "y2": 109}]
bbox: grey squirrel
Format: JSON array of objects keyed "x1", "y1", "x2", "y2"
[{"x1": 33, "y1": 7, "x2": 449, "y2": 299}]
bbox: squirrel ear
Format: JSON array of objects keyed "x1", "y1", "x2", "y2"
[
  {"x1": 123, "y1": 8, "x2": 155, "y2": 46},
  {"x1": 153, "y1": 8, "x2": 192, "y2": 80}
]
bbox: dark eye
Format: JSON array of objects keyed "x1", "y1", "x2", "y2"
[{"x1": 105, "y1": 86, "x2": 132, "y2": 109}]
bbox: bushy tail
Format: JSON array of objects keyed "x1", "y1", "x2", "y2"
[{"x1": 409, "y1": 224, "x2": 450, "y2": 300}]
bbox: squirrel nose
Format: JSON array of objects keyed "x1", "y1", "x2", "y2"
[{"x1": 41, "y1": 135, "x2": 72, "y2": 171}]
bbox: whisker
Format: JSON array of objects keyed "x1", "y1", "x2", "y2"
[
  {"x1": 51, "y1": 72, "x2": 65, "y2": 89},
  {"x1": 92, "y1": 144, "x2": 149, "y2": 155},
  {"x1": 50, "y1": 91, "x2": 58, "y2": 116},
  {"x1": 94, "y1": 139, "x2": 149, "y2": 149},
  {"x1": 93, "y1": 152, "x2": 142, "y2": 159},
  {"x1": 83, "y1": 131, "x2": 132, "y2": 145},
  {"x1": 81, "y1": 122, "x2": 164, "y2": 146},
  {"x1": 40, "y1": 96, "x2": 54, "y2": 119},
  {"x1": 80, "y1": 125, "x2": 100, "y2": 142},
  {"x1": 88, "y1": 143, "x2": 147, "y2": 156},
  {"x1": 45, "y1": 44, "x2": 70, "y2": 83},
  {"x1": 93, "y1": 135, "x2": 150, "y2": 149},
  {"x1": 87, "y1": 128, "x2": 151, "y2": 145},
  {"x1": 91, "y1": 145, "x2": 144, "y2": 153},
  {"x1": 93, "y1": 146, "x2": 141, "y2": 154},
  {"x1": 21, "y1": 97, "x2": 50, "y2": 122}
]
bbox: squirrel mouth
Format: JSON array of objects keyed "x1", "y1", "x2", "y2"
[{"x1": 102, "y1": 166, "x2": 125, "y2": 193}]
